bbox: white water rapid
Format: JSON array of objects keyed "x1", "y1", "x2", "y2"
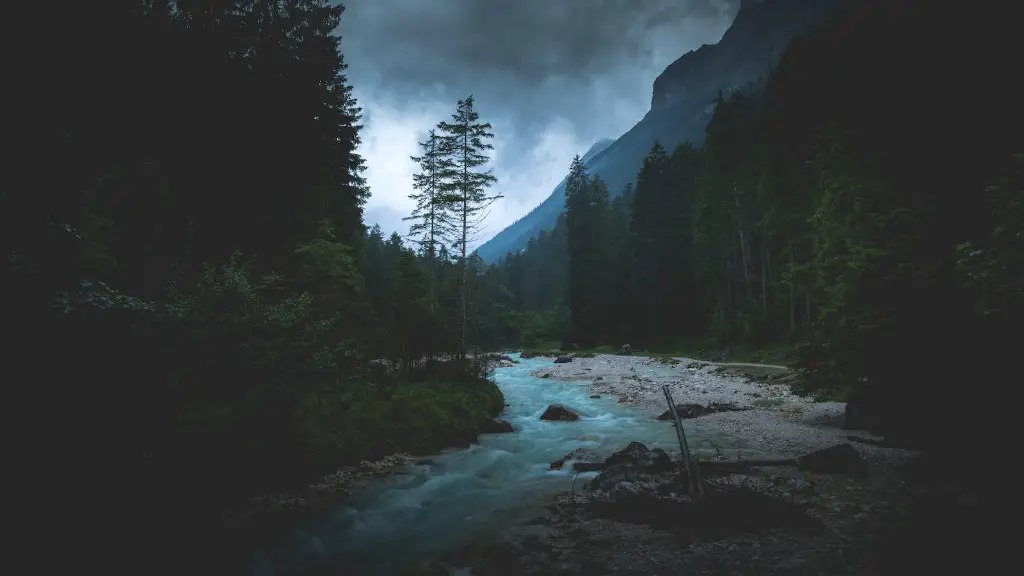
[{"x1": 253, "y1": 354, "x2": 755, "y2": 575}]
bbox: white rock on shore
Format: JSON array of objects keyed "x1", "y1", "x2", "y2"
[{"x1": 528, "y1": 354, "x2": 902, "y2": 462}]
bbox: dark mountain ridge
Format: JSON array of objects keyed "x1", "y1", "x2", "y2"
[{"x1": 476, "y1": 0, "x2": 845, "y2": 263}]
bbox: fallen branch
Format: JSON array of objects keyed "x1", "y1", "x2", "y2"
[{"x1": 663, "y1": 384, "x2": 704, "y2": 499}]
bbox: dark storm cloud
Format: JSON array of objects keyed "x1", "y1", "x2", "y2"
[
  {"x1": 342, "y1": 0, "x2": 741, "y2": 242},
  {"x1": 341, "y1": 0, "x2": 738, "y2": 122},
  {"x1": 342, "y1": 0, "x2": 732, "y2": 84}
]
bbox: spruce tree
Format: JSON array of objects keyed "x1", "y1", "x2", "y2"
[
  {"x1": 405, "y1": 129, "x2": 455, "y2": 319},
  {"x1": 436, "y1": 95, "x2": 499, "y2": 355},
  {"x1": 564, "y1": 155, "x2": 615, "y2": 347}
]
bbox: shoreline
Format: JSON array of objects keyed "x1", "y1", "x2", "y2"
[
  {"x1": 529, "y1": 353, "x2": 871, "y2": 458},
  {"x1": 416, "y1": 353, "x2": 922, "y2": 575},
  {"x1": 238, "y1": 353, "x2": 922, "y2": 575},
  {"x1": 223, "y1": 453, "x2": 413, "y2": 528}
]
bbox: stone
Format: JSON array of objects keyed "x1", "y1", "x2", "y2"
[{"x1": 540, "y1": 405, "x2": 581, "y2": 421}]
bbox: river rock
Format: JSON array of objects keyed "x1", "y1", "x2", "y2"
[
  {"x1": 655, "y1": 402, "x2": 746, "y2": 421},
  {"x1": 586, "y1": 442, "x2": 678, "y2": 492},
  {"x1": 540, "y1": 404, "x2": 581, "y2": 421},
  {"x1": 604, "y1": 441, "x2": 654, "y2": 467},
  {"x1": 549, "y1": 447, "x2": 602, "y2": 470},
  {"x1": 554, "y1": 356, "x2": 573, "y2": 364}
]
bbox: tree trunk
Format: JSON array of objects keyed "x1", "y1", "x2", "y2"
[
  {"x1": 761, "y1": 218, "x2": 770, "y2": 317},
  {"x1": 787, "y1": 242, "x2": 796, "y2": 334},
  {"x1": 184, "y1": 213, "x2": 195, "y2": 275},
  {"x1": 789, "y1": 281, "x2": 796, "y2": 334},
  {"x1": 428, "y1": 138, "x2": 437, "y2": 318},
  {"x1": 460, "y1": 130, "x2": 469, "y2": 357},
  {"x1": 733, "y1": 183, "x2": 752, "y2": 299},
  {"x1": 804, "y1": 290, "x2": 812, "y2": 327}
]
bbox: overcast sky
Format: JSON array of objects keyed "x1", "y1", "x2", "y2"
[{"x1": 342, "y1": 0, "x2": 740, "y2": 247}]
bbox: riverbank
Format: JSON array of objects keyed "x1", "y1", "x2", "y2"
[
  {"x1": 222, "y1": 358, "x2": 509, "y2": 536},
  {"x1": 414, "y1": 353, "x2": 924, "y2": 575},
  {"x1": 529, "y1": 353, "x2": 870, "y2": 457}
]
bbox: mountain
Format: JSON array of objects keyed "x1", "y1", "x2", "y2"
[
  {"x1": 476, "y1": 0, "x2": 845, "y2": 263},
  {"x1": 580, "y1": 138, "x2": 615, "y2": 164}
]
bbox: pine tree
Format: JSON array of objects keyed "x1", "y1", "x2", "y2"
[
  {"x1": 627, "y1": 142, "x2": 669, "y2": 346},
  {"x1": 405, "y1": 129, "x2": 455, "y2": 320},
  {"x1": 436, "y1": 95, "x2": 499, "y2": 355},
  {"x1": 563, "y1": 156, "x2": 614, "y2": 347}
]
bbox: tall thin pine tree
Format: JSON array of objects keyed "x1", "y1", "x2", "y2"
[
  {"x1": 436, "y1": 95, "x2": 499, "y2": 355},
  {"x1": 405, "y1": 129, "x2": 455, "y2": 318}
]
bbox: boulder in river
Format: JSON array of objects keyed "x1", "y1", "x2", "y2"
[
  {"x1": 586, "y1": 442, "x2": 677, "y2": 492},
  {"x1": 549, "y1": 447, "x2": 601, "y2": 470},
  {"x1": 655, "y1": 401, "x2": 746, "y2": 420},
  {"x1": 539, "y1": 404, "x2": 581, "y2": 421},
  {"x1": 554, "y1": 355, "x2": 573, "y2": 364}
]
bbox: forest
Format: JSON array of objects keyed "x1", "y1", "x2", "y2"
[
  {"x1": 9, "y1": 1, "x2": 507, "y2": 570},
  {"x1": 7, "y1": 0, "x2": 1017, "y2": 571},
  {"x1": 486, "y1": 0, "x2": 1021, "y2": 451}
]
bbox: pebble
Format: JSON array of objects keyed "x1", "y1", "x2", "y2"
[{"x1": 529, "y1": 354, "x2": 912, "y2": 466}]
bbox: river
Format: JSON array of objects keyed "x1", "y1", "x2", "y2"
[{"x1": 252, "y1": 354, "x2": 754, "y2": 575}]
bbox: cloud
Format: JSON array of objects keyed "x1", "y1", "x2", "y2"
[{"x1": 342, "y1": 0, "x2": 740, "y2": 246}]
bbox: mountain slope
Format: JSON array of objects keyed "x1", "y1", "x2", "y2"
[
  {"x1": 580, "y1": 138, "x2": 614, "y2": 164},
  {"x1": 477, "y1": 0, "x2": 844, "y2": 263}
]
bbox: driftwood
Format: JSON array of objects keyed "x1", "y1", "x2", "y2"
[
  {"x1": 572, "y1": 457, "x2": 796, "y2": 474},
  {"x1": 662, "y1": 384, "x2": 704, "y2": 498}
]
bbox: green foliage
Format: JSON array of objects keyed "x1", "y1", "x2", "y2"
[
  {"x1": 14, "y1": 4, "x2": 513, "y2": 568},
  {"x1": 16, "y1": 0, "x2": 1018, "y2": 567},
  {"x1": 329, "y1": 362, "x2": 504, "y2": 459},
  {"x1": 564, "y1": 156, "x2": 615, "y2": 346},
  {"x1": 482, "y1": 0, "x2": 1022, "y2": 456},
  {"x1": 435, "y1": 95, "x2": 500, "y2": 354}
]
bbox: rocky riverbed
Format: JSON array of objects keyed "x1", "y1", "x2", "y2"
[
  {"x1": 410, "y1": 353, "x2": 923, "y2": 575},
  {"x1": 529, "y1": 354, "x2": 903, "y2": 460}
]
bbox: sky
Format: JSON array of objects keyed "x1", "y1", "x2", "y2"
[{"x1": 341, "y1": 0, "x2": 740, "y2": 248}]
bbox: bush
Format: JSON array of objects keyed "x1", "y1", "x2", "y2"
[{"x1": 315, "y1": 358, "x2": 505, "y2": 462}]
